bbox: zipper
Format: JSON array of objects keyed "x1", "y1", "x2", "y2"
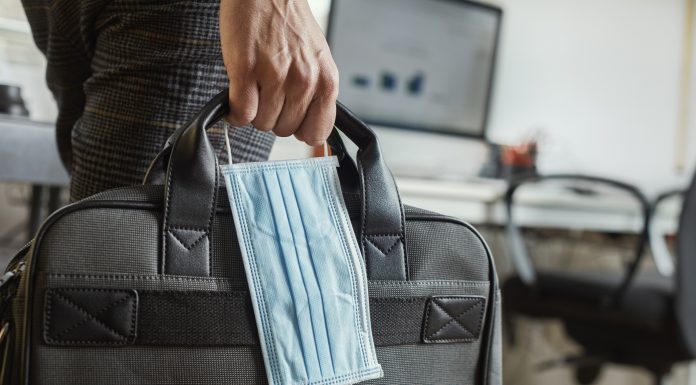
[
  {"x1": 5, "y1": 242, "x2": 31, "y2": 275},
  {"x1": 0, "y1": 261, "x2": 25, "y2": 313},
  {"x1": 0, "y1": 242, "x2": 30, "y2": 317}
]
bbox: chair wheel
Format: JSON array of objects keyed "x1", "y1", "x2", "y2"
[{"x1": 575, "y1": 364, "x2": 601, "y2": 384}]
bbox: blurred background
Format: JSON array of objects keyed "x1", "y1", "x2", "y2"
[{"x1": 1, "y1": 0, "x2": 695, "y2": 384}]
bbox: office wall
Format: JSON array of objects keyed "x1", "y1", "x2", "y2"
[
  {"x1": 307, "y1": 0, "x2": 696, "y2": 195},
  {"x1": 486, "y1": 0, "x2": 696, "y2": 195},
  {"x1": 3, "y1": 0, "x2": 695, "y2": 196},
  {"x1": 0, "y1": 2, "x2": 57, "y2": 122}
]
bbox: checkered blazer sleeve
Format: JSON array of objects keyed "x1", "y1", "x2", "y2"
[{"x1": 22, "y1": 0, "x2": 276, "y2": 201}]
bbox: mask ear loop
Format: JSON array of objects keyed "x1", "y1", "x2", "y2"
[{"x1": 224, "y1": 125, "x2": 233, "y2": 166}]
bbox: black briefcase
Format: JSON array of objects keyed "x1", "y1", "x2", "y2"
[{"x1": 1, "y1": 90, "x2": 501, "y2": 385}]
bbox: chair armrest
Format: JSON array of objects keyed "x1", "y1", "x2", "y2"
[
  {"x1": 649, "y1": 190, "x2": 684, "y2": 277},
  {"x1": 504, "y1": 174, "x2": 651, "y2": 303}
]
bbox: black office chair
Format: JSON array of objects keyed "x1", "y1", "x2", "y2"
[
  {"x1": 648, "y1": 190, "x2": 684, "y2": 278},
  {"x1": 503, "y1": 174, "x2": 696, "y2": 385}
]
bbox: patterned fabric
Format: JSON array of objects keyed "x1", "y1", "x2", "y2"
[{"x1": 21, "y1": 0, "x2": 275, "y2": 201}]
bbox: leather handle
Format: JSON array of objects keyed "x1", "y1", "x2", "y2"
[
  {"x1": 159, "y1": 89, "x2": 407, "y2": 280},
  {"x1": 333, "y1": 101, "x2": 407, "y2": 280},
  {"x1": 159, "y1": 91, "x2": 226, "y2": 276}
]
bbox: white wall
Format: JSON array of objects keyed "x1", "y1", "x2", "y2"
[
  {"x1": 303, "y1": 0, "x2": 696, "y2": 196},
  {"x1": 3, "y1": 0, "x2": 695, "y2": 196},
  {"x1": 0, "y1": 4, "x2": 57, "y2": 122},
  {"x1": 487, "y1": 0, "x2": 696, "y2": 195}
]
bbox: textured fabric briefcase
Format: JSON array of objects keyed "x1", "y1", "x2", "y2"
[{"x1": 0, "y1": 90, "x2": 501, "y2": 385}]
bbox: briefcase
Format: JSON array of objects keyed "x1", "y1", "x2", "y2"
[{"x1": 0, "y1": 90, "x2": 501, "y2": 385}]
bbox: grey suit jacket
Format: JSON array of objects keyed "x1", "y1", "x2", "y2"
[{"x1": 22, "y1": 0, "x2": 275, "y2": 201}]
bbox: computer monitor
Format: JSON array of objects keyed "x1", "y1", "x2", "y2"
[{"x1": 327, "y1": 0, "x2": 502, "y2": 139}]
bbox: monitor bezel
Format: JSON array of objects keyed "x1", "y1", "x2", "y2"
[{"x1": 326, "y1": 0, "x2": 503, "y2": 140}]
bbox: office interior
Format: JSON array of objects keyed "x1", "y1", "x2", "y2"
[{"x1": 1, "y1": 0, "x2": 696, "y2": 384}]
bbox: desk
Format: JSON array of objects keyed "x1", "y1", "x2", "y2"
[
  {"x1": 396, "y1": 176, "x2": 681, "y2": 276},
  {"x1": 396, "y1": 176, "x2": 679, "y2": 234},
  {"x1": 0, "y1": 116, "x2": 68, "y2": 238},
  {"x1": 0, "y1": 116, "x2": 68, "y2": 185}
]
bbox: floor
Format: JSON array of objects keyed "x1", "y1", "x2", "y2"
[
  {"x1": 481, "y1": 227, "x2": 693, "y2": 385},
  {"x1": 503, "y1": 317, "x2": 684, "y2": 385}
]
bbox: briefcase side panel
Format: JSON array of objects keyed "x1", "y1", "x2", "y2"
[
  {"x1": 27, "y1": 273, "x2": 489, "y2": 385},
  {"x1": 19, "y1": 186, "x2": 498, "y2": 385}
]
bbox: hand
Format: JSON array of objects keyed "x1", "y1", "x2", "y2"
[{"x1": 220, "y1": 0, "x2": 339, "y2": 146}]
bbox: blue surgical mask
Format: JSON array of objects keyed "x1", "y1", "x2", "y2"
[{"x1": 221, "y1": 147, "x2": 382, "y2": 385}]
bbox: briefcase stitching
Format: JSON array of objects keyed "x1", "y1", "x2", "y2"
[
  {"x1": 43, "y1": 288, "x2": 138, "y2": 346},
  {"x1": 422, "y1": 296, "x2": 486, "y2": 344}
]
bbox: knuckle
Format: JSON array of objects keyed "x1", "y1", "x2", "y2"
[
  {"x1": 227, "y1": 112, "x2": 254, "y2": 126},
  {"x1": 290, "y1": 63, "x2": 319, "y2": 89},
  {"x1": 275, "y1": 115, "x2": 302, "y2": 137},
  {"x1": 227, "y1": 87, "x2": 257, "y2": 124},
  {"x1": 251, "y1": 116, "x2": 273, "y2": 132},
  {"x1": 227, "y1": 61, "x2": 254, "y2": 81},
  {"x1": 318, "y1": 67, "x2": 339, "y2": 97},
  {"x1": 229, "y1": 106, "x2": 255, "y2": 125},
  {"x1": 232, "y1": 54, "x2": 256, "y2": 73},
  {"x1": 264, "y1": 64, "x2": 288, "y2": 84}
]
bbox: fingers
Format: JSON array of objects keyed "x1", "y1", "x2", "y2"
[
  {"x1": 294, "y1": 65, "x2": 339, "y2": 146},
  {"x1": 226, "y1": 78, "x2": 258, "y2": 127},
  {"x1": 224, "y1": 49, "x2": 338, "y2": 144},
  {"x1": 219, "y1": 0, "x2": 339, "y2": 144},
  {"x1": 273, "y1": 63, "x2": 317, "y2": 137},
  {"x1": 295, "y1": 97, "x2": 336, "y2": 146},
  {"x1": 252, "y1": 81, "x2": 285, "y2": 132}
]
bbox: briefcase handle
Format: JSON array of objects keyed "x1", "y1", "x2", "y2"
[{"x1": 151, "y1": 89, "x2": 407, "y2": 280}]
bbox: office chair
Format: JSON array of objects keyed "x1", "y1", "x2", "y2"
[
  {"x1": 648, "y1": 190, "x2": 684, "y2": 277},
  {"x1": 503, "y1": 174, "x2": 696, "y2": 385}
]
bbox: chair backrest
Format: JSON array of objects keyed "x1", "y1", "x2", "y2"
[
  {"x1": 676, "y1": 170, "x2": 696, "y2": 356},
  {"x1": 505, "y1": 174, "x2": 651, "y2": 298}
]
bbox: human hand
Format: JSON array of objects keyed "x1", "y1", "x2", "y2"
[{"x1": 220, "y1": 0, "x2": 339, "y2": 146}]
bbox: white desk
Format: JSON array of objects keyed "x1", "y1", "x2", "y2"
[
  {"x1": 0, "y1": 116, "x2": 68, "y2": 186},
  {"x1": 0, "y1": 116, "x2": 68, "y2": 238},
  {"x1": 396, "y1": 177, "x2": 679, "y2": 235}
]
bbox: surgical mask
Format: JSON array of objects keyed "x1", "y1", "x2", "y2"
[{"x1": 220, "y1": 135, "x2": 382, "y2": 385}]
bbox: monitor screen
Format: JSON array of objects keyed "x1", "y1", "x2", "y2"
[{"x1": 327, "y1": 0, "x2": 501, "y2": 138}]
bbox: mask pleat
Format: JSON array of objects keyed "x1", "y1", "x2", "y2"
[
  {"x1": 260, "y1": 170, "x2": 321, "y2": 381},
  {"x1": 288, "y1": 167, "x2": 365, "y2": 374},
  {"x1": 238, "y1": 173, "x2": 304, "y2": 382},
  {"x1": 279, "y1": 167, "x2": 337, "y2": 377}
]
